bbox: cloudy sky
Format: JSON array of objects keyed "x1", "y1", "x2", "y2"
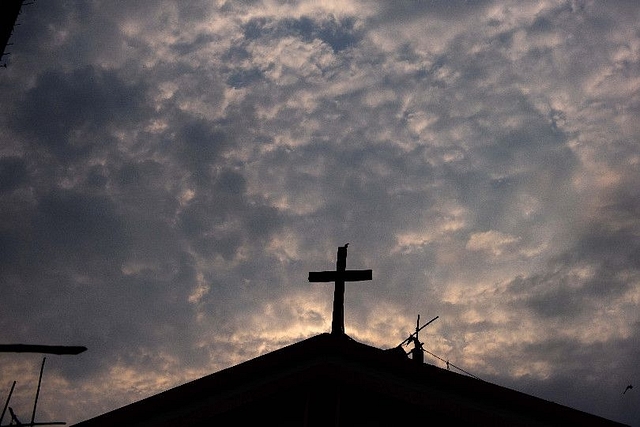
[{"x1": 1, "y1": 0, "x2": 639, "y2": 425}]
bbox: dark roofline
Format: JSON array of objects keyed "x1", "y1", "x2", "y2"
[{"x1": 73, "y1": 333, "x2": 628, "y2": 426}]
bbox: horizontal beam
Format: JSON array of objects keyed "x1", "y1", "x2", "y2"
[
  {"x1": 308, "y1": 270, "x2": 372, "y2": 283},
  {"x1": 12, "y1": 422, "x2": 67, "y2": 426},
  {"x1": 0, "y1": 344, "x2": 87, "y2": 355}
]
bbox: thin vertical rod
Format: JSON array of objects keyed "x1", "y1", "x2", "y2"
[
  {"x1": 0, "y1": 380, "x2": 16, "y2": 425},
  {"x1": 31, "y1": 357, "x2": 46, "y2": 427}
]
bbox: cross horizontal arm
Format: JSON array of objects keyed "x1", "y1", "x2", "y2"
[{"x1": 308, "y1": 270, "x2": 373, "y2": 282}]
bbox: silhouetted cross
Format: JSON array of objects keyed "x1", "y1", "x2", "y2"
[{"x1": 308, "y1": 244, "x2": 372, "y2": 335}]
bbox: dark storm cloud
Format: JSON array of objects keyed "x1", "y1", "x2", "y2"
[
  {"x1": 575, "y1": 179, "x2": 640, "y2": 269},
  {"x1": 171, "y1": 33, "x2": 217, "y2": 56},
  {"x1": 488, "y1": 176, "x2": 640, "y2": 422},
  {"x1": 481, "y1": 331, "x2": 640, "y2": 424},
  {"x1": 499, "y1": 196, "x2": 640, "y2": 325},
  {"x1": 176, "y1": 120, "x2": 229, "y2": 185},
  {"x1": 0, "y1": 189, "x2": 128, "y2": 340},
  {"x1": 508, "y1": 271, "x2": 595, "y2": 319},
  {"x1": 34, "y1": 190, "x2": 129, "y2": 265},
  {"x1": 13, "y1": 66, "x2": 148, "y2": 161},
  {"x1": 243, "y1": 14, "x2": 363, "y2": 53},
  {"x1": 372, "y1": 0, "x2": 493, "y2": 23},
  {"x1": 0, "y1": 156, "x2": 27, "y2": 193},
  {"x1": 226, "y1": 67, "x2": 264, "y2": 89},
  {"x1": 0, "y1": 190, "x2": 128, "y2": 287},
  {"x1": 178, "y1": 164, "x2": 285, "y2": 261}
]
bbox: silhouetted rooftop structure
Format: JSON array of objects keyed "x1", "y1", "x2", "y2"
[
  {"x1": 72, "y1": 333, "x2": 626, "y2": 426},
  {"x1": 72, "y1": 246, "x2": 628, "y2": 426}
]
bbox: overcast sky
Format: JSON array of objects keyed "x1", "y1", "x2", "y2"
[{"x1": 1, "y1": 0, "x2": 639, "y2": 425}]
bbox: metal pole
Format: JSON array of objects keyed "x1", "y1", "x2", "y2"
[
  {"x1": 31, "y1": 357, "x2": 46, "y2": 426},
  {"x1": 0, "y1": 380, "x2": 16, "y2": 425}
]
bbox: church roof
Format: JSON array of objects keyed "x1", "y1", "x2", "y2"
[
  {"x1": 72, "y1": 332, "x2": 628, "y2": 427},
  {"x1": 72, "y1": 246, "x2": 627, "y2": 426}
]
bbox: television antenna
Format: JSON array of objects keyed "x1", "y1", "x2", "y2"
[
  {"x1": 1, "y1": 358, "x2": 67, "y2": 426},
  {"x1": 0, "y1": 344, "x2": 86, "y2": 426},
  {"x1": 397, "y1": 318, "x2": 484, "y2": 380},
  {"x1": 398, "y1": 314, "x2": 438, "y2": 365}
]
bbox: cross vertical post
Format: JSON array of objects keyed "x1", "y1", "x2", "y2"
[
  {"x1": 308, "y1": 244, "x2": 372, "y2": 336},
  {"x1": 332, "y1": 245, "x2": 347, "y2": 335}
]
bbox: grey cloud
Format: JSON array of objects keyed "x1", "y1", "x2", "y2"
[
  {"x1": 371, "y1": 0, "x2": 492, "y2": 24},
  {"x1": 171, "y1": 33, "x2": 217, "y2": 56},
  {"x1": 481, "y1": 331, "x2": 640, "y2": 426},
  {"x1": 85, "y1": 165, "x2": 110, "y2": 190},
  {"x1": 1, "y1": 0, "x2": 640, "y2": 425},
  {"x1": 178, "y1": 164, "x2": 284, "y2": 261},
  {"x1": 504, "y1": 221, "x2": 640, "y2": 321},
  {"x1": 33, "y1": 190, "x2": 130, "y2": 270},
  {"x1": 0, "y1": 156, "x2": 28, "y2": 193},
  {"x1": 508, "y1": 272, "x2": 590, "y2": 319},
  {"x1": 243, "y1": 15, "x2": 363, "y2": 53},
  {"x1": 14, "y1": 67, "x2": 148, "y2": 161},
  {"x1": 226, "y1": 67, "x2": 264, "y2": 89},
  {"x1": 0, "y1": 229, "x2": 23, "y2": 269},
  {"x1": 176, "y1": 121, "x2": 229, "y2": 185}
]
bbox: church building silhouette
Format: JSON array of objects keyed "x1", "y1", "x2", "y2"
[{"x1": 73, "y1": 245, "x2": 627, "y2": 427}]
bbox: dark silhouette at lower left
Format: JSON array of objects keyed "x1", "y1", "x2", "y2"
[
  {"x1": 1, "y1": 344, "x2": 86, "y2": 426},
  {"x1": 0, "y1": 0, "x2": 26, "y2": 63}
]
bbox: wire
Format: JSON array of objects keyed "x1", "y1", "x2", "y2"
[{"x1": 423, "y1": 349, "x2": 484, "y2": 381}]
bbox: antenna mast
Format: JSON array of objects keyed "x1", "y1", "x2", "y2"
[{"x1": 398, "y1": 315, "x2": 438, "y2": 365}]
